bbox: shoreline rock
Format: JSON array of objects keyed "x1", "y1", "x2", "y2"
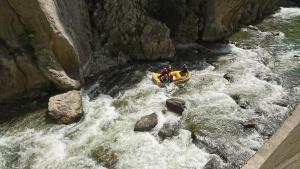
[{"x1": 48, "y1": 90, "x2": 83, "y2": 124}]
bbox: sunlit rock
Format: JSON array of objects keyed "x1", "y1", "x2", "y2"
[
  {"x1": 134, "y1": 113, "x2": 158, "y2": 131},
  {"x1": 48, "y1": 90, "x2": 83, "y2": 124},
  {"x1": 166, "y1": 98, "x2": 186, "y2": 115}
]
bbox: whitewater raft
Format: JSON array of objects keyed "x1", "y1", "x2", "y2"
[{"x1": 152, "y1": 71, "x2": 190, "y2": 87}]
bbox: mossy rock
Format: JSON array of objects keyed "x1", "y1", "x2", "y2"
[
  {"x1": 112, "y1": 99, "x2": 128, "y2": 109},
  {"x1": 185, "y1": 122, "x2": 203, "y2": 134},
  {"x1": 93, "y1": 146, "x2": 118, "y2": 168},
  {"x1": 184, "y1": 116, "x2": 203, "y2": 135}
]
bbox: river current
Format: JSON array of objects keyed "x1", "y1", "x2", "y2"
[{"x1": 0, "y1": 7, "x2": 300, "y2": 169}]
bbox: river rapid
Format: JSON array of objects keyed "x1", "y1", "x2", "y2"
[{"x1": 0, "y1": 7, "x2": 300, "y2": 169}]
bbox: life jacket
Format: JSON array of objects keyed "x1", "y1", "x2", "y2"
[{"x1": 160, "y1": 68, "x2": 169, "y2": 76}]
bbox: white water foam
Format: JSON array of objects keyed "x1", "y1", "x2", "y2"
[
  {"x1": 273, "y1": 7, "x2": 300, "y2": 19},
  {"x1": 0, "y1": 15, "x2": 298, "y2": 168}
]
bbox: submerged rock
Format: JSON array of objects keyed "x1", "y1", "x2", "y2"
[
  {"x1": 223, "y1": 73, "x2": 235, "y2": 83},
  {"x1": 248, "y1": 25, "x2": 259, "y2": 31},
  {"x1": 134, "y1": 113, "x2": 158, "y2": 131},
  {"x1": 166, "y1": 98, "x2": 186, "y2": 115},
  {"x1": 203, "y1": 155, "x2": 225, "y2": 169},
  {"x1": 48, "y1": 90, "x2": 83, "y2": 124},
  {"x1": 93, "y1": 147, "x2": 118, "y2": 168},
  {"x1": 242, "y1": 119, "x2": 257, "y2": 129},
  {"x1": 294, "y1": 55, "x2": 300, "y2": 58},
  {"x1": 230, "y1": 94, "x2": 250, "y2": 109},
  {"x1": 158, "y1": 120, "x2": 180, "y2": 139}
]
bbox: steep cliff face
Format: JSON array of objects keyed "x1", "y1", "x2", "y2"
[
  {"x1": 146, "y1": 0, "x2": 280, "y2": 41},
  {"x1": 87, "y1": 0, "x2": 175, "y2": 73},
  {"x1": 0, "y1": 0, "x2": 91, "y2": 102},
  {"x1": 0, "y1": 0, "x2": 282, "y2": 102},
  {"x1": 87, "y1": 0, "x2": 281, "y2": 68},
  {"x1": 202, "y1": 0, "x2": 281, "y2": 41}
]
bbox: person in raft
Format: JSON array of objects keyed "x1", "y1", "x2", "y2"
[
  {"x1": 180, "y1": 64, "x2": 189, "y2": 76},
  {"x1": 159, "y1": 65, "x2": 172, "y2": 84}
]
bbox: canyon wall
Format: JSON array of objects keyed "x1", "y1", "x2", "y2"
[
  {"x1": 0, "y1": 0, "x2": 91, "y2": 102},
  {"x1": 0, "y1": 0, "x2": 282, "y2": 102}
]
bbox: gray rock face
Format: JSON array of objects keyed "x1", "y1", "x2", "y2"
[
  {"x1": 134, "y1": 113, "x2": 158, "y2": 131},
  {"x1": 202, "y1": 0, "x2": 281, "y2": 41},
  {"x1": 87, "y1": 0, "x2": 175, "y2": 69},
  {"x1": 166, "y1": 98, "x2": 186, "y2": 115},
  {"x1": 145, "y1": 0, "x2": 204, "y2": 43},
  {"x1": 0, "y1": 0, "x2": 282, "y2": 102},
  {"x1": 48, "y1": 90, "x2": 83, "y2": 124},
  {"x1": 0, "y1": 0, "x2": 91, "y2": 102}
]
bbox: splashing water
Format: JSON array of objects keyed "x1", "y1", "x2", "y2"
[
  {"x1": 0, "y1": 7, "x2": 300, "y2": 169},
  {"x1": 273, "y1": 7, "x2": 300, "y2": 19}
]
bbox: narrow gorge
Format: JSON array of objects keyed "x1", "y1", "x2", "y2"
[
  {"x1": 0, "y1": 0, "x2": 300, "y2": 169},
  {"x1": 0, "y1": 0, "x2": 285, "y2": 103}
]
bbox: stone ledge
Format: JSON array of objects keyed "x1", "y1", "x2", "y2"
[{"x1": 242, "y1": 104, "x2": 300, "y2": 169}]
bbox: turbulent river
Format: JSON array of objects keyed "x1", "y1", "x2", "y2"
[{"x1": 1, "y1": 7, "x2": 300, "y2": 169}]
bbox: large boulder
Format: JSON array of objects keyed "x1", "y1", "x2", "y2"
[
  {"x1": 134, "y1": 113, "x2": 158, "y2": 131},
  {"x1": 48, "y1": 90, "x2": 83, "y2": 124},
  {"x1": 166, "y1": 98, "x2": 186, "y2": 115},
  {"x1": 0, "y1": 0, "x2": 91, "y2": 102}
]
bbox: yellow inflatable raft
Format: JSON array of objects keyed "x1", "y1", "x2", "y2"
[{"x1": 152, "y1": 71, "x2": 190, "y2": 87}]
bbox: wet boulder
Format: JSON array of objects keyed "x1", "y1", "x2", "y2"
[
  {"x1": 230, "y1": 94, "x2": 250, "y2": 109},
  {"x1": 271, "y1": 32, "x2": 281, "y2": 36},
  {"x1": 158, "y1": 120, "x2": 180, "y2": 139},
  {"x1": 223, "y1": 73, "x2": 234, "y2": 82},
  {"x1": 241, "y1": 119, "x2": 257, "y2": 129},
  {"x1": 166, "y1": 98, "x2": 186, "y2": 115},
  {"x1": 203, "y1": 155, "x2": 225, "y2": 169},
  {"x1": 134, "y1": 113, "x2": 158, "y2": 131},
  {"x1": 48, "y1": 90, "x2": 83, "y2": 124},
  {"x1": 93, "y1": 147, "x2": 118, "y2": 168}
]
